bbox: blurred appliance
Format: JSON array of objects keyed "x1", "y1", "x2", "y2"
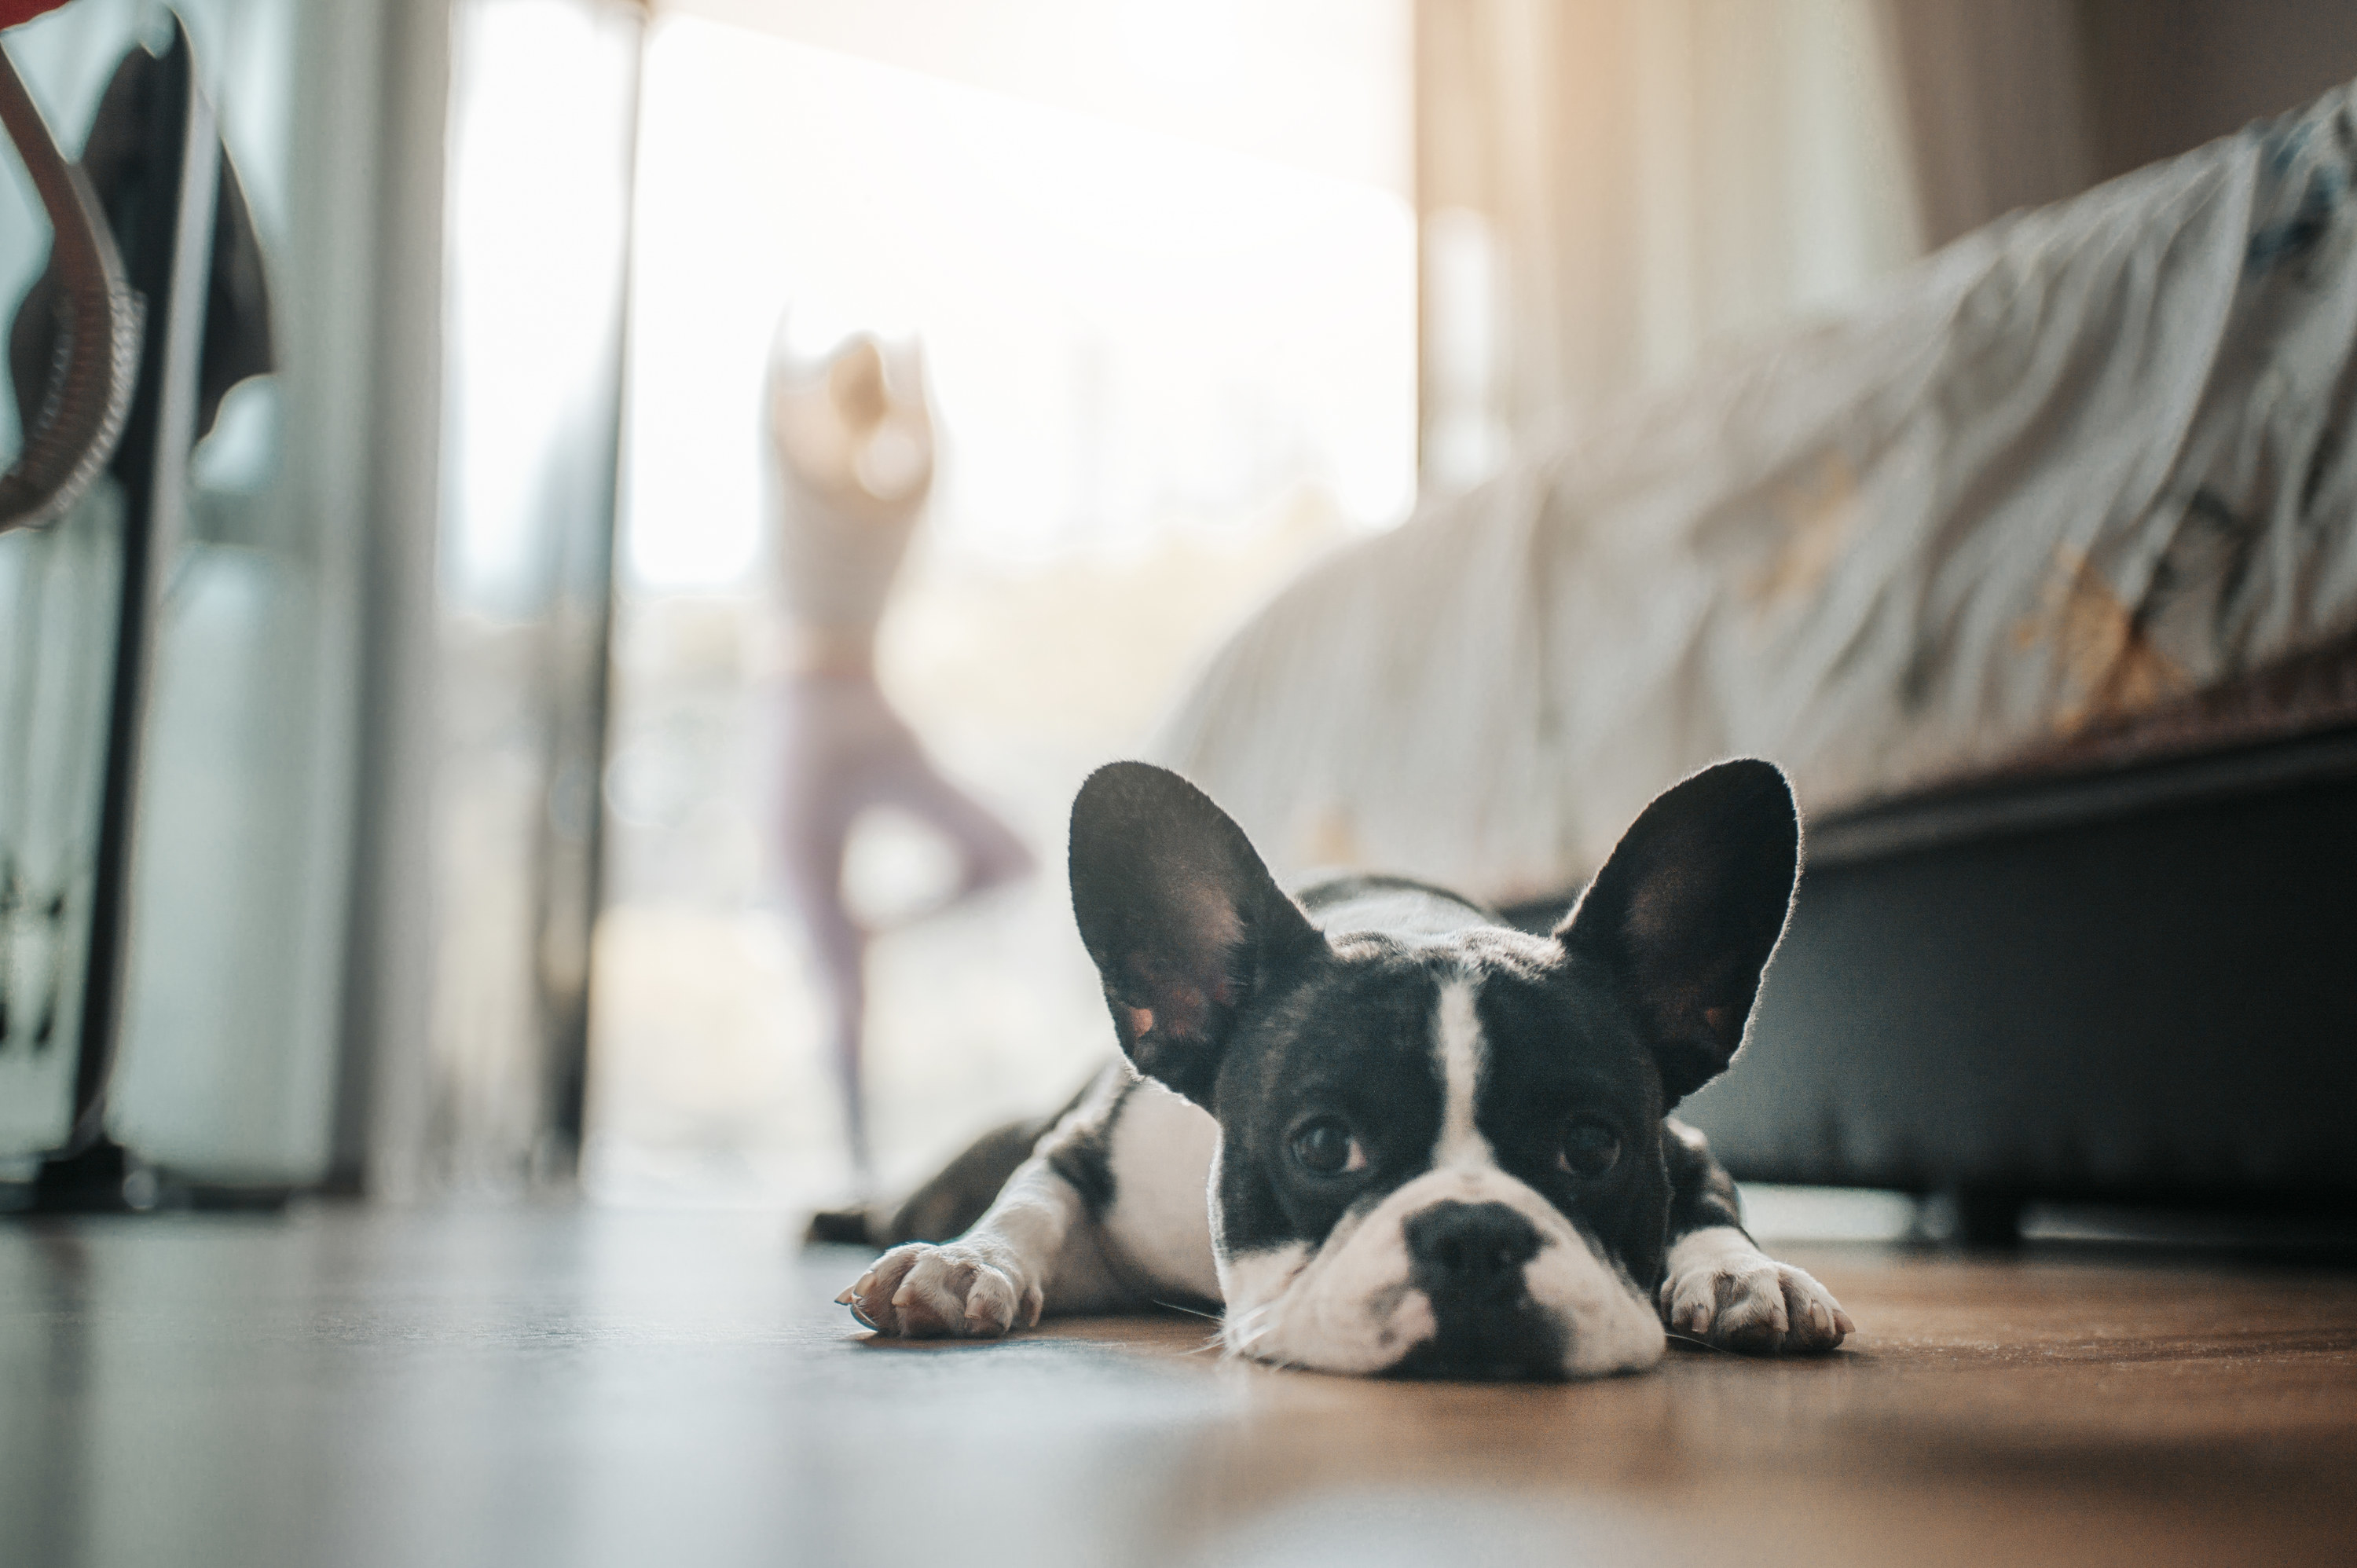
[{"x1": 1, "y1": 2, "x2": 358, "y2": 1210}]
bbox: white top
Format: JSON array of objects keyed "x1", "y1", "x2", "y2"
[{"x1": 764, "y1": 332, "x2": 933, "y2": 636}]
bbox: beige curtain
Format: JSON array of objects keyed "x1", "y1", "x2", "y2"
[
  {"x1": 1879, "y1": 0, "x2": 2097, "y2": 251},
  {"x1": 1416, "y1": 0, "x2": 1923, "y2": 491}
]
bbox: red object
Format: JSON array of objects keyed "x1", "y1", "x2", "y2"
[{"x1": 1, "y1": 1, "x2": 71, "y2": 28}]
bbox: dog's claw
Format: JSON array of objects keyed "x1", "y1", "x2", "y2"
[
  {"x1": 1660, "y1": 1240, "x2": 1850, "y2": 1354},
  {"x1": 842, "y1": 1241, "x2": 1028, "y2": 1339}
]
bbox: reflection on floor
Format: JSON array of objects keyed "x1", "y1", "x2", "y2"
[{"x1": 4, "y1": 1207, "x2": 2353, "y2": 1567}]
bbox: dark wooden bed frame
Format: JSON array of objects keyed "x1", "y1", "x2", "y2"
[{"x1": 1662, "y1": 723, "x2": 2357, "y2": 1244}]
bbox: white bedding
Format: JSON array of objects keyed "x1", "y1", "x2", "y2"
[{"x1": 1152, "y1": 82, "x2": 2357, "y2": 905}]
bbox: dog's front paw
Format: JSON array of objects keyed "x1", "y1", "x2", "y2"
[
  {"x1": 1659, "y1": 1232, "x2": 1853, "y2": 1354},
  {"x1": 837, "y1": 1242, "x2": 1041, "y2": 1339}
]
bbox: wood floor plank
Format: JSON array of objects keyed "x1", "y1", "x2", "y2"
[{"x1": 2, "y1": 1211, "x2": 2351, "y2": 1566}]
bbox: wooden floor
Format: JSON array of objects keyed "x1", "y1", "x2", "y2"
[{"x1": 3, "y1": 1207, "x2": 2353, "y2": 1567}]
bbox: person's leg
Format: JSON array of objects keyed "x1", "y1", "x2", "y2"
[
  {"x1": 771, "y1": 674, "x2": 1033, "y2": 1182},
  {"x1": 772, "y1": 685, "x2": 881, "y2": 1185},
  {"x1": 862, "y1": 734, "x2": 1033, "y2": 907},
  {"x1": 779, "y1": 807, "x2": 871, "y2": 1181}
]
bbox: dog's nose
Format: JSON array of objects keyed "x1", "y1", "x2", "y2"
[{"x1": 1405, "y1": 1201, "x2": 1542, "y2": 1295}]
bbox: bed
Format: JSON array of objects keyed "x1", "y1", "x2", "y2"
[{"x1": 1148, "y1": 82, "x2": 2357, "y2": 1237}]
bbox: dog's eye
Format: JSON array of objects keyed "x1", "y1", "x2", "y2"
[
  {"x1": 1290, "y1": 1117, "x2": 1366, "y2": 1177},
  {"x1": 1558, "y1": 1119, "x2": 1621, "y2": 1178}
]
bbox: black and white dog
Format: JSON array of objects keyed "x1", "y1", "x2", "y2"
[{"x1": 836, "y1": 759, "x2": 1853, "y2": 1377}]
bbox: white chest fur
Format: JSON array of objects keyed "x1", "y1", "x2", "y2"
[{"x1": 1099, "y1": 1078, "x2": 1224, "y2": 1304}]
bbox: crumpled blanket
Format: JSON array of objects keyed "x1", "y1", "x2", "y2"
[{"x1": 1151, "y1": 80, "x2": 2357, "y2": 906}]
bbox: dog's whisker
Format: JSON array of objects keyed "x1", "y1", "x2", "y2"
[
  {"x1": 1225, "y1": 1299, "x2": 1274, "y2": 1331},
  {"x1": 1224, "y1": 1310, "x2": 1284, "y2": 1360},
  {"x1": 1152, "y1": 1297, "x2": 1221, "y2": 1321}
]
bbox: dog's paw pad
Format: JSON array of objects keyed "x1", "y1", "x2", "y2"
[
  {"x1": 840, "y1": 1243, "x2": 1026, "y2": 1339},
  {"x1": 1660, "y1": 1247, "x2": 1850, "y2": 1355}
]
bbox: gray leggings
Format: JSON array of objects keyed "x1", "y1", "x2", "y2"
[{"x1": 769, "y1": 673, "x2": 1032, "y2": 1179}]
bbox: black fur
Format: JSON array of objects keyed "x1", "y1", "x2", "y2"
[
  {"x1": 1043, "y1": 1072, "x2": 1134, "y2": 1218},
  {"x1": 1069, "y1": 760, "x2": 1796, "y2": 1315},
  {"x1": 1069, "y1": 762, "x2": 1323, "y2": 1107},
  {"x1": 836, "y1": 760, "x2": 1803, "y2": 1379},
  {"x1": 1553, "y1": 759, "x2": 1800, "y2": 1104}
]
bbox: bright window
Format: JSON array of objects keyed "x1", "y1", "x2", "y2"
[{"x1": 589, "y1": 3, "x2": 1415, "y2": 1204}]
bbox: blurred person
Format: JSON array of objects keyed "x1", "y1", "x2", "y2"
[{"x1": 763, "y1": 322, "x2": 1032, "y2": 1188}]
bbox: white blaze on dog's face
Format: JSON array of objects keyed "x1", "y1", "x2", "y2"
[
  {"x1": 1070, "y1": 760, "x2": 1800, "y2": 1380},
  {"x1": 1210, "y1": 964, "x2": 1666, "y2": 1377}
]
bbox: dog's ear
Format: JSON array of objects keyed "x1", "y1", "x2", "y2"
[
  {"x1": 1069, "y1": 762, "x2": 1323, "y2": 1108},
  {"x1": 1555, "y1": 760, "x2": 1800, "y2": 1105}
]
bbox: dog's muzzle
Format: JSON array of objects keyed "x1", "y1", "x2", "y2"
[{"x1": 1389, "y1": 1200, "x2": 1567, "y2": 1379}]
